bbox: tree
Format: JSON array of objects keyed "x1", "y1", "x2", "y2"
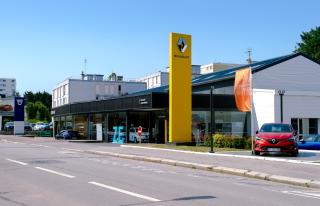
[
  {"x1": 295, "y1": 26, "x2": 320, "y2": 62},
  {"x1": 24, "y1": 91, "x2": 52, "y2": 122},
  {"x1": 26, "y1": 102, "x2": 37, "y2": 120}
]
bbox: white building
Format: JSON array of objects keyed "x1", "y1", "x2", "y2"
[
  {"x1": 137, "y1": 65, "x2": 201, "y2": 89},
  {"x1": 200, "y1": 63, "x2": 242, "y2": 74},
  {"x1": 0, "y1": 78, "x2": 16, "y2": 98},
  {"x1": 52, "y1": 74, "x2": 146, "y2": 108},
  {"x1": 250, "y1": 54, "x2": 320, "y2": 136}
]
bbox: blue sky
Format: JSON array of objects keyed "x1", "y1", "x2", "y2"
[{"x1": 0, "y1": 0, "x2": 319, "y2": 94}]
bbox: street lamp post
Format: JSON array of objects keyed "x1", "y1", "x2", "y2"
[
  {"x1": 278, "y1": 89, "x2": 285, "y2": 123},
  {"x1": 210, "y1": 85, "x2": 215, "y2": 153}
]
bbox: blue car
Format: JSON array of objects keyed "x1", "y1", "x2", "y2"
[
  {"x1": 56, "y1": 130, "x2": 80, "y2": 140},
  {"x1": 298, "y1": 135, "x2": 320, "y2": 150}
]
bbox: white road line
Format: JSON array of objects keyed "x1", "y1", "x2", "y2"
[
  {"x1": 38, "y1": 144, "x2": 49, "y2": 148},
  {"x1": 88, "y1": 181, "x2": 161, "y2": 202},
  {"x1": 282, "y1": 191, "x2": 320, "y2": 200},
  {"x1": 35, "y1": 167, "x2": 75, "y2": 178},
  {"x1": 6, "y1": 158, "x2": 28, "y2": 166},
  {"x1": 60, "y1": 148, "x2": 83, "y2": 152}
]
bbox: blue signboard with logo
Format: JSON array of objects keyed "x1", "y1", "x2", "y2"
[
  {"x1": 112, "y1": 126, "x2": 125, "y2": 144},
  {"x1": 14, "y1": 97, "x2": 25, "y2": 121}
]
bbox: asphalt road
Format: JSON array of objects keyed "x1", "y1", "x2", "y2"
[{"x1": 0, "y1": 137, "x2": 320, "y2": 206}]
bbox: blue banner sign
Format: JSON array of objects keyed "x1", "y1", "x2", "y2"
[{"x1": 14, "y1": 97, "x2": 25, "y2": 121}]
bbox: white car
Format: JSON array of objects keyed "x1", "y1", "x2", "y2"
[
  {"x1": 33, "y1": 122, "x2": 48, "y2": 131},
  {"x1": 129, "y1": 127, "x2": 149, "y2": 143}
]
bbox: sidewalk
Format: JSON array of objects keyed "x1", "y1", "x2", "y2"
[
  {"x1": 1, "y1": 135, "x2": 320, "y2": 188},
  {"x1": 78, "y1": 143, "x2": 320, "y2": 188}
]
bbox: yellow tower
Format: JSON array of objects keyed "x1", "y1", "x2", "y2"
[{"x1": 169, "y1": 32, "x2": 192, "y2": 143}]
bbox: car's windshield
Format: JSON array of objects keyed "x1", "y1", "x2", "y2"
[{"x1": 260, "y1": 124, "x2": 291, "y2": 133}]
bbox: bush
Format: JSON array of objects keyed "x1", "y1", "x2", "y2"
[{"x1": 204, "y1": 134, "x2": 252, "y2": 149}]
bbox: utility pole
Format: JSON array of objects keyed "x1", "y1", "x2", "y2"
[
  {"x1": 210, "y1": 85, "x2": 215, "y2": 153},
  {"x1": 278, "y1": 90, "x2": 285, "y2": 123},
  {"x1": 84, "y1": 59, "x2": 87, "y2": 74},
  {"x1": 246, "y1": 48, "x2": 252, "y2": 64}
]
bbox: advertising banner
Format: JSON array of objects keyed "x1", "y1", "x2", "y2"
[
  {"x1": 0, "y1": 98, "x2": 14, "y2": 115},
  {"x1": 234, "y1": 68, "x2": 252, "y2": 112}
]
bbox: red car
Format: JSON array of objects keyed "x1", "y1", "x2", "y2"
[{"x1": 254, "y1": 123, "x2": 299, "y2": 156}]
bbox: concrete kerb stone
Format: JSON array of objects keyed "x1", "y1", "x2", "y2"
[
  {"x1": 84, "y1": 149, "x2": 320, "y2": 189},
  {"x1": 245, "y1": 171, "x2": 271, "y2": 180},
  {"x1": 308, "y1": 180, "x2": 320, "y2": 189},
  {"x1": 212, "y1": 166, "x2": 249, "y2": 176},
  {"x1": 160, "y1": 159, "x2": 177, "y2": 166},
  {"x1": 268, "y1": 175, "x2": 313, "y2": 188}
]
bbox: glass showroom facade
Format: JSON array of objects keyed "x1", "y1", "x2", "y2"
[{"x1": 52, "y1": 79, "x2": 250, "y2": 143}]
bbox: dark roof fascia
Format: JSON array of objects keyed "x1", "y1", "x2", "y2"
[{"x1": 192, "y1": 75, "x2": 235, "y2": 87}]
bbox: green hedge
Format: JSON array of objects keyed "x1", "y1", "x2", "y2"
[{"x1": 205, "y1": 134, "x2": 252, "y2": 149}]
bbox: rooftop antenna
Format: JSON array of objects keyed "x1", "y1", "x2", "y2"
[{"x1": 246, "y1": 48, "x2": 252, "y2": 64}]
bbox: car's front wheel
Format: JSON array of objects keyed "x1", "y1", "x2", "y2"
[{"x1": 254, "y1": 151, "x2": 260, "y2": 156}]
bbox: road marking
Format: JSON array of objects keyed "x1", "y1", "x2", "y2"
[
  {"x1": 38, "y1": 144, "x2": 49, "y2": 148},
  {"x1": 282, "y1": 191, "x2": 320, "y2": 200},
  {"x1": 88, "y1": 181, "x2": 161, "y2": 202},
  {"x1": 60, "y1": 148, "x2": 83, "y2": 152},
  {"x1": 6, "y1": 158, "x2": 28, "y2": 166},
  {"x1": 58, "y1": 151, "x2": 77, "y2": 154},
  {"x1": 35, "y1": 167, "x2": 75, "y2": 178}
]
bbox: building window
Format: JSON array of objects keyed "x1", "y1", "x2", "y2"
[{"x1": 309, "y1": 118, "x2": 318, "y2": 134}]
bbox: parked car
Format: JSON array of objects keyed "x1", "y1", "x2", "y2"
[
  {"x1": 298, "y1": 135, "x2": 320, "y2": 150},
  {"x1": 33, "y1": 122, "x2": 49, "y2": 131},
  {"x1": 4, "y1": 122, "x2": 14, "y2": 131},
  {"x1": 55, "y1": 130, "x2": 80, "y2": 140},
  {"x1": 129, "y1": 127, "x2": 150, "y2": 143},
  {"x1": 254, "y1": 123, "x2": 299, "y2": 156},
  {"x1": 24, "y1": 122, "x2": 33, "y2": 131}
]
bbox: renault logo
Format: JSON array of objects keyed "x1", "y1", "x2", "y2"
[
  {"x1": 271, "y1": 138, "x2": 276, "y2": 144},
  {"x1": 177, "y1": 37, "x2": 187, "y2": 53}
]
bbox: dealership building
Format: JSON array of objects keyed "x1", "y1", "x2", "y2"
[{"x1": 51, "y1": 53, "x2": 320, "y2": 143}]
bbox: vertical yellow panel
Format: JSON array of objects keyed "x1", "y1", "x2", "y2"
[{"x1": 169, "y1": 32, "x2": 192, "y2": 143}]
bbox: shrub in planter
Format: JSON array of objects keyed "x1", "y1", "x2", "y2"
[{"x1": 205, "y1": 134, "x2": 251, "y2": 149}]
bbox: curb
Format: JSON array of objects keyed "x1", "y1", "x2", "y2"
[
  {"x1": 84, "y1": 149, "x2": 320, "y2": 189},
  {"x1": 120, "y1": 145, "x2": 320, "y2": 166}
]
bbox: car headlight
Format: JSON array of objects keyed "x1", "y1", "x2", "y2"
[
  {"x1": 255, "y1": 136, "x2": 261, "y2": 141},
  {"x1": 288, "y1": 136, "x2": 295, "y2": 142}
]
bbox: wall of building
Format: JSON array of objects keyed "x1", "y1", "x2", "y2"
[
  {"x1": 53, "y1": 79, "x2": 146, "y2": 108},
  {"x1": 252, "y1": 89, "x2": 275, "y2": 134},
  {"x1": 0, "y1": 78, "x2": 16, "y2": 97},
  {"x1": 253, "y1": 56, "x2": 320, "y2": 92},
  {"x1": 252, "y1": 89, "x2": 320, "y2": 136},
  {"x1": 251, "y1": 56, "x2": 320, "y2": 135}
]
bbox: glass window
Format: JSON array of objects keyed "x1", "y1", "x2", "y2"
[
  {"x1": 215, "y1": 111, "x2": 248, "y2": 136},
  {"x1": 74, "y1": 114, "x2": 88, "y2": 139},
  {"x1": 107, "y1": 112, "x2": 127, "y2": 143},
  {"x1": 260, "y1": 123, "x2": 291, "y2": 133},
  {"x1": 309, "y1": 118, "x2": 318, "y2": 134}
]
